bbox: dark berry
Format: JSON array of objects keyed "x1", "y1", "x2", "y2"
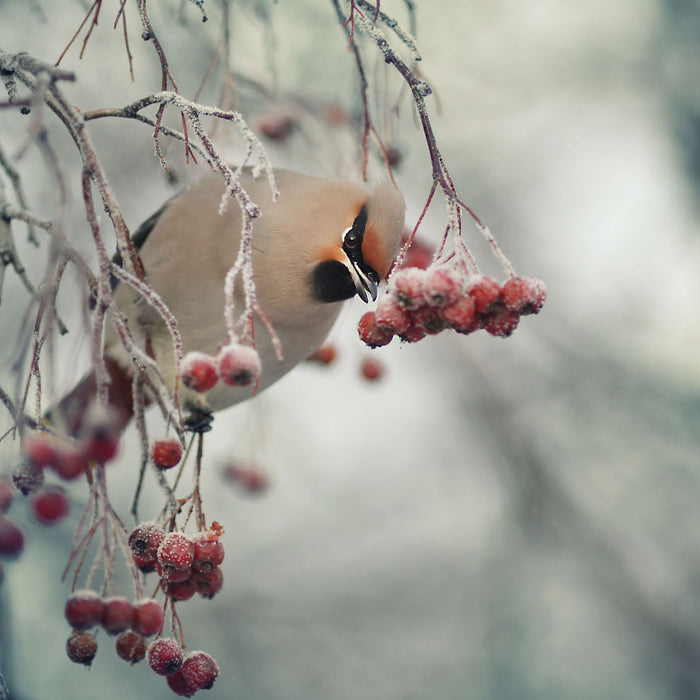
[
  {"x1": 66, "y1": 630, "x2": 98, "y2": 666},
  {"x1": 148, "y1": 637, "x2": 183, "y2": 676},
  {"x1": 116, "y1": 631, "x2": 147, "y2": 663},
  {"x1": 0, "y1": 517, "x2": 25, "y2": 559}
]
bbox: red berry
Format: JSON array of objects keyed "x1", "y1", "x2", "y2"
[
  {"x1": 132, "y1": 598, "x2": 164, "y2": 637},
  {"x1": 224, "y1": 463, "x2": 269, "y2": 494},
  {"x1": 0, "y1": 517, "x2": 25, "y2": 559},
  {"x1": 148, "y1": 637, "x2": 183, "y2": 676},
  {"x1": 390, "y1": 268, "x2": 426, "y2": 310},
  {"x1": 192, "y1": 567, "x2": 224, "y2": 599},
  {"x1": 66, "y1": 630, "x2": 98, "y2": 666},
  {"x1": 101, "y1": 596, "x2": 135, "y2": 635},
  {"x1": 167, "y1": 668, "x2": 197, "y2": 696},
  {"x1": 28, "y1": 485, "x2": 70, "y2": 525},
  {"x1": 466, "y1": 275, "x2": 502, "y2": 314},
  {"x1": 180, "y1": 352, "x2": 219, "y2": 393},
  {"x1": 51, "y1": 446, "x2": 88, "y2": 481},
  {"x1": 360, "y1": 356, "x2": 384, "y2": 382},
  {"x1": 116, "y1": 631, "x2": 147, "y2": 663},
  {"x1": 357, "y1": 311, "x2": 393, "y2": 348},
  {"x1": 0, "y1": 478, "x2": 14, "y2": 512},
  {"x1": 158, "y1": 532, "x2": 195, "y2": 572},
  {"x1": 374, "y1": 296, "x2": 410, "y2": 335},
  {"x1": 482, "y1": 309, "x2": 520, "y2": 338},
  {"x1": 149, "y1": 438, "x2": 183, "y2": 470},
  {"x1": 423, "y1": 265, "x2": 462, "y2": 308},
  {"x1": 162, "y1": 577, "x2": 197, "y2": 602},
  {"x1": 129, "y1": 521, "x2": 166, "y2": 560},
  {"x1": 440, "y1": 295, "x2": 476, "y2": 333},
  {"x1": 82, "y1": 410, "x2": 120, "y2": 464},
  {"x1": 23, "y1": 434, "x2": 57, "y2": 469},
  {"x1": 410, "y1": 305, "x2": 447, "y2": 335},
  {"x1": 148, "y1": 637, "x2": 182, "y2": 676},
  {"x1": 157, "y1": 561, "x2": 193, "y2": 583},
  {"x1": 216, "y1": 343, "x2": 261, "y2": 387},
  {"x1": 181, "y1": 651, "x2": 219, "y2": 691},
  {"x1": 65, "y1": 590, "x2": 104, "y2": 629},
  {"x1": 192, "y1": 531, "x2": 225, "y2": 572},
  {"x1": 133, "y1": 551, "x2": 157, "y2": 573},
  {"x1": 307, "y1": 343, "x2": 337, "y2": 365},
  {"x1": 501, "y1": 276, "x2": 547, "y2": 315},
  {"x1": 398, "y1": 320, "x2": 427, "y2": 344}
]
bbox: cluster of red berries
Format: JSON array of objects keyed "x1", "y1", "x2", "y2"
[
  {"x1": 149, "y1": 642, "x2": 219, "y2": 696},
  {"x1": 128, "y1": 522, "x2": 225, "y2": 602},
  {"x1": 180, "y1": 342, "x2": 261, "y2": 394},
  {"x1": 65, "y1": 591, "x2": 164, "y2": 666},
  {"x1": 359, "y1": 267, "x2": 546, "y2": 348}
]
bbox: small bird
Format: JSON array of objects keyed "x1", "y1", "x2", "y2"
[{"x1": 53, "y1": 167, "x2": 405, "y2": 434}]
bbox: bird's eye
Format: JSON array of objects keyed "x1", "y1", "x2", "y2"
[{"x1": 344, "y1": 229, "x2": 360, "y2": 249}]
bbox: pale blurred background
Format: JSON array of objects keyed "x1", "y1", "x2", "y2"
[{"x1": 1, "y1": 1, "x2": 700, "y2": 699}]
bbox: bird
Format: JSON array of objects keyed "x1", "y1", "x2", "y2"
[{"x1": 51, "y1": 167, "x2": 406, "y2": 435}]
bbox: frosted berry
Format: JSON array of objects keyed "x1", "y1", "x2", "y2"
[
  {"x1": 192, "y1": 531, "x2": 225, "y2": 572},
  {"x1": 65, "y1": 590, "x2": 104, "y2": 629},
  {"x1": 410, "y1": 305, "x2": 447, "y2": 335},
  {"x1": 501, "y1": 276, "x2": 547, "y2": 315},
  {"x1": 0, "y1": 517, "x2": 24, "y2": 559},
  {"x1": 149, "y1": 438, "x2": 183, "y2": 470},
  {"x1": 12, "y1": 462, "x2": 44, "y2": 495},
  {"x1": 28, "y1": 485, "x2": 70, "y2": 525},
  {"x1": 180, "y1": 352, "x2": 219, "y2": 393},
  {"x1": 358, "y1": 311, "x2": 393, "y2": 348},
  {"x1": 0, "y1": 478, "x2": 14, "y2": 512},
  {"x1": 307, "y1": 344, "x2": 337, "y2": 365},
  {"x1": 390, "y1": 268, "x2": 426, "y2": 310},
  {"x1": 101, "y1": 596, "x2": 135, "y2": 635},
  {"x1": 158, "y1": 532, "x2": 195, "y2": 572},
  {"x1": 148, "y1": 637, "x2": 183, "y2": 676},
  {"x1": 360, "y1": 356, "x2": 384, "y2": 382},
  {"x1": 66, "y1": 630, "x2": 98, "y2": 666},
  {"x1": 398, "y1": 321, "x2": 427, "y2": 344},
  {"x1": 440, "y1": 295, "x2": 476, "y2": 333},
  {"x1": 129, "y1": 521, "x2": 165, "y2": 561},
  {"x1": 167, "y1": 668, "x2": 197, "y2": 696},
  {"x1": 82, "y1": 408, "x2": 120, "y2": 464},
  {"x1": 133, "y1": 598, "x2": 164, "y2": 637},
  {"x1": 23, "y1": 434, "x2": 57, "y2": 469},
  {"x1": 51, "y1": 446, "x2": 88, "y2": 481},
  {"x1": 133, "y1": 552, "x2": 157, "y2": 573},
  {"x1": 162, "y1": 578, "x2": 197, "y2": 602},
  {"x1": 466, "y1": 275, "x2": 502, "y2": 314},
  {"x1": 482, "y1": 309, "x2": 520, "y2": 338},
  {"x1": 116, "y1": 631, "x2": 147, "y2": 664},
  {"x1": 374, "y1": 296, "x2": 410, "y2": 335},
  {"x1": 157, "y1": 560, "x2": 192, "y2": 583},
  {"x1": 216, "y1": 342, "x2": 261, "y2": 387},
  {"x1": 181, "y1": 651, "x2": 219, "y2": 691},
  {"x1": 423, "y1": 265, "x2": 462, "y2": 308},
  {"x1": 193, "y1": 567, "x2": 224, "y2": 599}
]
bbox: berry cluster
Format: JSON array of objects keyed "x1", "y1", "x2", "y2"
[
  {"x1": 64, "y1": 591, "x2": 164, "y2": 667},
  {"x1": 359, "y1": 266, "x2": 546, "y2": 348},
  {"x1": 180, "y1": 342, "x2": 261, "y2": 394},
  {"x1": 128, "y1": 522, "x2": 225, "y2": 602}
]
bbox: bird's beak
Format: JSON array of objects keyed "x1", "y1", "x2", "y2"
[{"x1": 343, "y1": 252, "x2": 378, "y2": 303}]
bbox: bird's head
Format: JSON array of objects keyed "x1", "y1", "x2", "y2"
[{"x1": 310, "y1": 178, "x2": 406, "y2": 304}]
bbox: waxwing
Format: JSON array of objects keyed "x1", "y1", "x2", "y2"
[{"x1": 53, "y1": 167, "x2": 405, "y2": 434}]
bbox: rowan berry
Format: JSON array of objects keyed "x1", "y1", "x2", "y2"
[
  {"x1": 216, "y1": 343, "x2": 261, "y2": 387},
  {"x1": 410, "y1": 305, "x2": 447, "y2": 335},
  {"x1": 28, "y1": 485, "x2": 70, "y2": 525},
  {"x1": 116, "y1": 631, "x2": 147, "y2": 664},
  {"x1": 180, "y1": 352, "x2": 219, "y2": 393},
  {"x1": 66, "y1": 630, "x2": 98, "y2": 666},
  {"x1": 482, "y1": 309, "x2": 520, "y2": 338},
  {"x1": 157, "y1": 560, "x2": 193, "y2": 583},
  {"x1": 360, "y1": 356, "x2": 384, "y2": 382},
  {"x1": 397, "y1": 321, "x2": 427, "y2": 344},
  {"x1": 390, "y1": 268, "x2": 426, "y2": 310},
  {"x1": 23, "y1": 434, "x2": 57, "y2": 470},
  {"x1": 101, "y1": 596, "x2": 135, "y2": 635},
  {"x1": 82, "y1": 409, "x2": 120, "y2": 464},
  {"x1": 192, "y1": 567, "x2": 224, "y2": 599},
  {"x1": 51, "y1": 446, "x2": 88, "y2": 481},
  {"x1": 128, "y1": 522, "x2": 165, "y2": 560},
  {"x1": 162, "y1": 578, "x2": 197, "y2": 602},
  {"x1": 181, "y1": 651, "x2": 219, "y2": 691},
  {"x1": 423, "y1": 265, "x2": 462, "y2": 308},
  {"x1": 149, "y1": 438, "x2": 183, "y2": 470},
  {"x1": 132, "y1": 598, "x2": 164, "y2": 637},
  {"x1": 192, "y1": 531, "x2": 224, "y2": 572},
  {"x1": 148, "y1": 637, "x2": 183, "y2": 676},
  {"x1": 466, "y1": 275, "x2": 502, "y2": 314},
  {"x1": 358, "y1": 311, "x2": 393, "y2": 348},
  {"x1": 0, "y1": 517, "x2": 25, "y2": 559},
  {"x1": 167, "y1": 668, "x2": 197, "y2": 696},
  {"x1": 307, "y1": 343, "x2": 337, "y2": 365},
  {"x1": 65, "y1": 590, "x2": 103, "y2": 629},
  {"x1": 374, "y1": 296, "x2": 410, "y2": 335},
  {"x1": 440, "y1": 295, "x2": 476, "y2": 333},
  {"x1": 158, "y1": 532, "x2": 195, "y2": 573},
  {"x1": 501, "y1": 276, "x2": 547, "y2": 315},
  {"x1": 0, "y1": 478, "x2": 14, "y2": 512}
]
